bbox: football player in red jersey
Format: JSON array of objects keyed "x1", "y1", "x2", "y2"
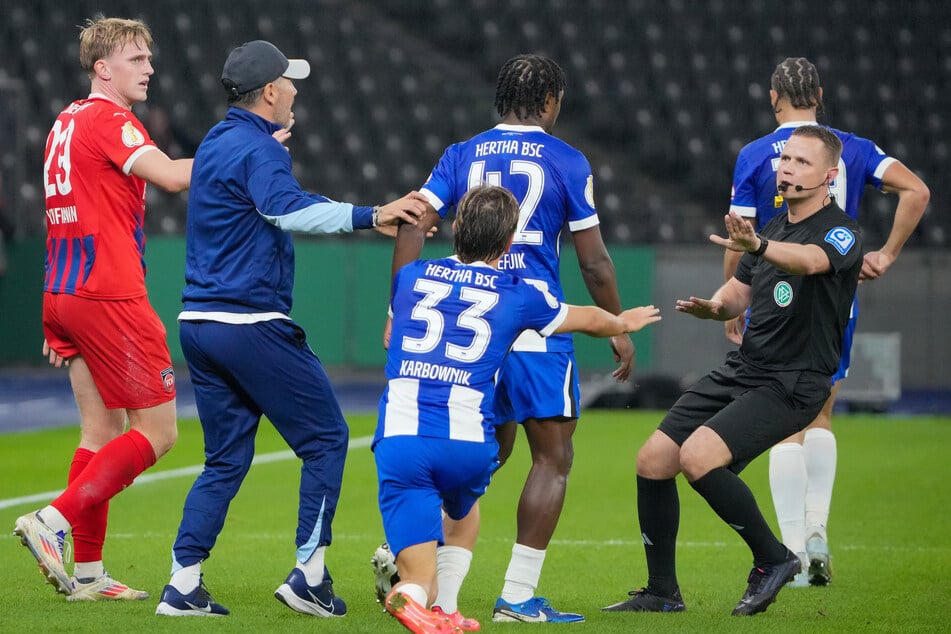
[{"x1": 15, "y1": 16, "x2": 194, "y2": 602}]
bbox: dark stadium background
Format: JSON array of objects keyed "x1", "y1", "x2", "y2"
[{"x1": 1, "y1": 0, "x2": 948, "y2": 424}]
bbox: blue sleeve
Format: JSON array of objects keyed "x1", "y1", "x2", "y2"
[
  {"x1": 518, "y1": 280, "x2": 568, "y2": 335},
  {"x1": 853, "y1": 136, "x2": 893, "y2": 189},
  {"x1": 561, "y1": 148, "x2": 599, "y2": 232},
  {"x1": 730, "y1": 144, "x2": 760, "y2": 218},
  {"x1": 351, "y1": 205, "x2": 374, "y2": 229},
  {"x1": 246, "y1": 141, "x2": 374, "y2": 233},
  {"x1": 829, "y1": 130, "x2": 897, "y2": 218}
]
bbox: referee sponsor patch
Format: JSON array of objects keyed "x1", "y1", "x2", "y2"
[{"x1": 824, "y1": 227, "x2": 856, "y2": 254}]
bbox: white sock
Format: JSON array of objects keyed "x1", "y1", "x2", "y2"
[
  {"x1": 169, "y1": 563, "x2": 201, "y2": 594},
  {"x1": 38, "y1": 505, "x2": 70, "y2": 535},
  {"x1": 433, "y1": 545, "x2": 472, "y2": 614},
  {"x1": 769, "y1": 442, "x2": 807, "y2": 555},
  {"x1": 804, "y1": 428, "x2": 837, "y2": 541},
  {"x1": 74, "y1": 561, "x2": 104, "y2": 581},
  {"x1": 500, "y1": 544, "x2": 545, "y2": 604},
  {"x1": 297, "y1": 545, "x2": 326, "y2": 586},
  {"x1": 396, "y1": 582, "x2": 429, "y2": 608}
]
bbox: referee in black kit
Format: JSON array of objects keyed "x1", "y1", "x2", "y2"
[{"x1": 603, "y1": 124, "x2": 863, "y2": 617}]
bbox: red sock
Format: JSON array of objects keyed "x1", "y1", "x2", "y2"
[
  {"x1": 68, "y1": 447, "x2": 109, "y2": 564},
  {"x1": 53, "y1": 429, "x2": 156, "y2": 527}
]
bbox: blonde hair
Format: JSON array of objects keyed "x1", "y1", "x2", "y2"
[{"x1": 79, "y1": 16, "x2": 153, "y2": 74}]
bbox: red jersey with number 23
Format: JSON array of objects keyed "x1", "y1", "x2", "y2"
[{"x1": 43, "y1": 94, "x2": 158, "y2": 299}]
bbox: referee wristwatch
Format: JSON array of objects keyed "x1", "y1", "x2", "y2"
[{"x1": 752, "y1": 234, "x2": 768, "y2": 257}]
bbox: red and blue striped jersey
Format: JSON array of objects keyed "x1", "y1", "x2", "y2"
[{"x1": 43, "y1": 95, "x2": 157, "y2": 298}]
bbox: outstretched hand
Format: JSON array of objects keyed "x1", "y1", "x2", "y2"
[
  {"x1": 620, "y1": 305, "x2": 662, "y2": 332},
  {"x1": 675, "y1": 296, "x2": 725, "y2": 320},
  {"x1": 375, "y1": 192, "x2": 430, "y2": 228},
  {"x1": 709, "y1": 212, "x2": 758, "y2": 253}
]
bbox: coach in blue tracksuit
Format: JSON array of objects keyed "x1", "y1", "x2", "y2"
[{"x1": 155, "y1": 40, "x2": 427, "y2": 618}]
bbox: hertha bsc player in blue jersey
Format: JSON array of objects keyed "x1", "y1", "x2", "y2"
[
  {"x1": 724, "y1": 58, "x2": 928, "y2": 587},
  {"x1": 384, "y1": 53, "x2": 634, "y2": 624},
  {"x1": 376, "y1": 185, "x2": 660, "y2": 633}
]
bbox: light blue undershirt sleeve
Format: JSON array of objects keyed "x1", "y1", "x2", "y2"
[{"x1": 259, "y1": 201, "x2": 356, "y2": 234}]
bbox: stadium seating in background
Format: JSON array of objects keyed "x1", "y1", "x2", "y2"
[{"x1": 0, "y1": 0, "x2": 946, "y2": 247}]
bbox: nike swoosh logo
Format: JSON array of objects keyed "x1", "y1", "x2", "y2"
[
  {"x1": 499, "y1": 609, "x2": 546, "y2": 621},
  {"x1": 184, "y1": 601, "x2": 213, "y2": 613},
  {"x1": 306, "y1": 590, "x2": 335, "y2": 612}
]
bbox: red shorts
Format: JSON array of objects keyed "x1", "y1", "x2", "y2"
[{"x1": 43, "y1": 293, "x2": 176, "y2": 409}]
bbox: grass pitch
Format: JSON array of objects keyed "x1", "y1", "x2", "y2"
[{"x1": 1, "y1": 411, "x2": 949, "y2": 632}]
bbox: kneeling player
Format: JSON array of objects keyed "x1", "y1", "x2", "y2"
[{"x1": 374, "y1": 185, "x2": 661, "y2": 632}]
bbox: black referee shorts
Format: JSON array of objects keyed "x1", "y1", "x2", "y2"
[{"x1": 658, "y1": 352, "x2": 830, "y2": 472}]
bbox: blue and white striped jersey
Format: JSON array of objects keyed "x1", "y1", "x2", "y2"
[
  {"x1": 420, "y1": 124, "x2": 598, "y2": 353},
  {"x1": 730, "y1": 121, "x2": 896, "y2": 229},
  {"x1": 374, "y1": 256, "x2": 568, "y2": 446}
]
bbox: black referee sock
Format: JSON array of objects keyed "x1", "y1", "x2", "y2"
[
  {"x1": 689, "y1": 467, "x2": 787, "y2": 565},
  {"x1": 636, "y1": 475, "x2": 681, "y2": 597}
]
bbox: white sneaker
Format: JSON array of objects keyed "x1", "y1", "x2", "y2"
[
  {"x1": 370, "y1": 542, "x2": 400, "y2": 605},
  {"x1": 67, "y1": 572, "x2": 150, "y2": 601},
  {"x1": 13, "y1": 512, "x2": 72, "y2": 595}
]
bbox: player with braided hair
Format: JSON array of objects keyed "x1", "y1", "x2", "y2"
[
  {"x1": 769, "y1": 56, "x2": 823, "y2": 111},
  {"x1": 723, "y1": 57, "x2": 929, "y2": 587},
  {"x1": 493, "y1": 55, "x2": 566, "y2": 122},
  {"x1": 380, "y1": 53, "x2": 635, "y2": 624}
]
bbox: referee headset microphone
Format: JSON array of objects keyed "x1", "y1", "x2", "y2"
[{"x1": 777, "y1": 175, "x2": 829, "y2": 193}]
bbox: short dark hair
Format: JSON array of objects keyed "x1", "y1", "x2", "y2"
[
  {"x1": 771, "y1": 57, "x2": 824, "y2": 114},
  {"x1": 495, "y1": 54, "x2": 567, "y2": 119},
  {"x1": 454, "y1": 186, "x2": 519, "y2": 264},
  {"x1": 790, "y1": 124, "x2": 842, "y2": 166},
  {"x1": 228, "y1": 86, "x2": 264, "y2": 107}
]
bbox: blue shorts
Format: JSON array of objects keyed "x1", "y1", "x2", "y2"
[
  {"x1": 493, "y1": 352, "x2": 580, "y2": 424},
  {"x1": 375, "y1": 435, "x2": 499, "y2": 557}
]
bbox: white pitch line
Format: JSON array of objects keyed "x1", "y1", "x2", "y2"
[{"x1": 0, "y1": 435, "x2": 373, "y2": 511}]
